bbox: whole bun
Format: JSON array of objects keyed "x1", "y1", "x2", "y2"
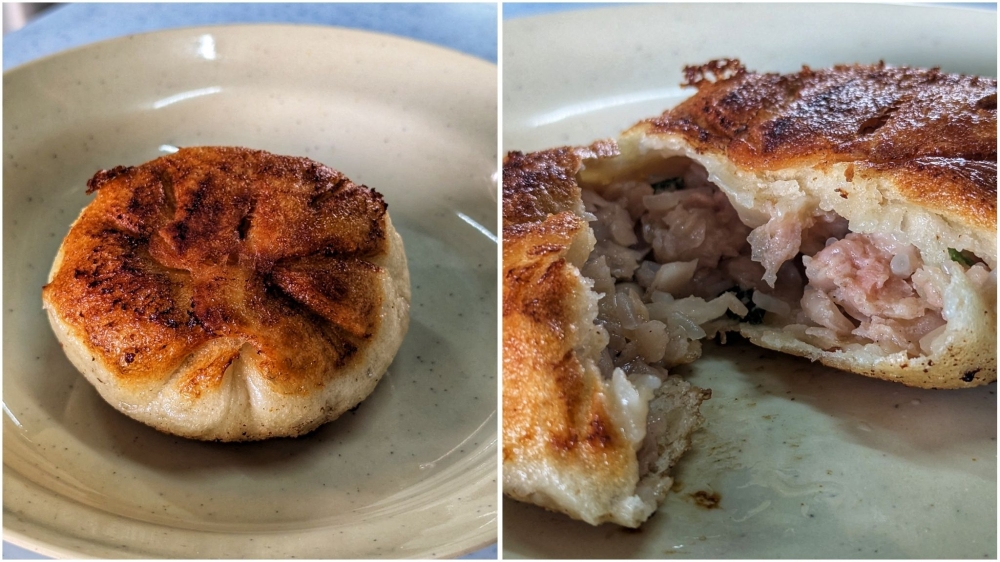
[{"x1": 42, "y1": 147, "x2": 410, "y2": 441}]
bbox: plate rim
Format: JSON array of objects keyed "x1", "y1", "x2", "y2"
[{"x1": 3, "y1": 21, "x2": 498, "y2": 77}]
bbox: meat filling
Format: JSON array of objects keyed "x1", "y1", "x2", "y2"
[
  {"x1": 580, "y1": 158, "x2": 994, "y2": 477},
  {"x1": 798, "y1": 235, "x2": 995, "y2": 356},
  {"x1": 586, "y1": 162, "x2": 998, "y2": 362},
  {"x1": 584, "y1": 164, "x2": 760, "y2": 377},
  {"x1": 800, "y1": 234, "x2": 940, "y2": 355}
]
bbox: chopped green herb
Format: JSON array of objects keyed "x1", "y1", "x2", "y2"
[
  {"x1": 948, "y1": 248, "x2": 974, "y2": 267},
  {"x1": 651, "y1": 177, "x2": 685, "y2": 193},
  {"x1": 724, "y1": 287, "x2": 765, "y2": 325}
]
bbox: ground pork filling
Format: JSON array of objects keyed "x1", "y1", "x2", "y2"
[{"x1": 580, "y1": 159, "x2": 995, "y2": 480}]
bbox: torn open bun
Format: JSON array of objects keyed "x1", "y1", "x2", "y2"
[
  {"x1": 578, "y1": 60, "x2": 996, "y2": 389},
  {"x1": 502, "y1": 60, "x2": 995, "y2": 527}
]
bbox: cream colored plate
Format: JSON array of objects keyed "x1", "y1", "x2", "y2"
[
  {"x1": 503, "y1": 4, "x2": 996, "y2": 558},
  {"x1": 4, "y1": 25, "x2": 497, "y2": 558}
]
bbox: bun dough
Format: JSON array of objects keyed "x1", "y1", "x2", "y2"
[{"x1": 42, "y1": 147, "x2": 410, "y2": 441}]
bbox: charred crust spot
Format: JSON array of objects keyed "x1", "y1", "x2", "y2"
[
  {"x1": 148, "y1": 311, "x2": 180, "y2": 329},
  {"x1": 549, "y1": 415, "x2": 613, "y2": 452},
  {"x1": 549, "y1": 430, "x2": 579, "y2": 452},
  {"x1": 857, "y1": 103, "x2": 901, "y2": 136},
  {"x1": 172, "y1": 221, "x2": 189, "y2": 243},
  {"x1": 527, "y1": 243, "x2": 564, "y2": 256},
  {"x1": 961, "y1": 369, "x2": 980, "y2": 382},
  {"x1": 310, "y1": 188, "x2": 338, "y2": 208},
  {"x1": 761, "y1": 117, "x2": 797, "y2": 153},
  {"x1": 185, "y1": 310, "x2": 203, "y2": 329},
  {"x1": 86, "y1": 166, "x2": 132, "y2": 194},
  {"x1": 515, "y1": 259, "x2": 571, "y2": 331},
  {"x1": 187, "y1": 179, "x2": 211, "y2": 214},
  {"x1": 682, "y1": 59, "x2": 746, "y2": 88},
  {"x1": 124, "y1": 352, "x2": 135, "y2": 364},
  {"x1": 237, "y1": 210, "x2": 253, "y2": 241},
  {"x1": 586, "y1": 416, "x2": 612, "y2": 447},
  {"x1": 305, "y1": 162, "x2": 333, "y2": 185},
  {"x1": 362, "y1": 186, "x2": 388, "y2": 212},
  {"x1": 308, "y1": 175, "x2": 351, "y2": 208}
]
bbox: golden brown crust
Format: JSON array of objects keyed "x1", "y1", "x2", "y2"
[
  {"x1": 503, "y1": 142, "x2": 620, "y2": 226},
  {"x1": 177, "y1": 343, "x2": 242, "y2": 399},
  {"x1": 503, "y1": 209, "x2": 634, "y2": 499},
  {"x1": 503, "y1": 149, "x2": 584, "y2": 226},
  {"x1": 633, "y1": 59, "x2": 997, "y2": 231},
  {"x1": 857, "y1": 157, "x2": 997, "y2": 231},
  {"x1": 504, "y1": 147, "x2": 693, "y2": 526},
  {"x1": 43, "y1": 147, "x2": 389, "y2": 396},
  {"x1": 503, "y1": 148, "x2": 638, "y2": 516},
  {"x1": 503, "y1": 147, "x2": 623, "y2": 467}
]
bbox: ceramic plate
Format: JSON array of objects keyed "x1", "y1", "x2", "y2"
[
  {"x1": 4, "y1": 25, "x2": 497, "y2": 558},
  {"x1": 503, "y1": 4, "x2": 996, "y2": 558}
]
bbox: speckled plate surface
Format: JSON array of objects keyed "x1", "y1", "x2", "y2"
[
  {"x1": 503, "y1": 4, "x2": 996, "y2": 558},
  {"x1": 4, "y1": 25, "x2": 497, "y2": 558}
]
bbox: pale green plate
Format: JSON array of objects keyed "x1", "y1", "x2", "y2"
[
  {"x1": 4, "y1": 25, "x2": 497, "y2": 558},
  {"x1": 503, "y1": 4, "x2": 996, "y2": 558}
]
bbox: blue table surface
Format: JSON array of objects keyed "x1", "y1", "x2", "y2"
[
  {"x1": 501, "y1": 1, "x2": 995, "y2": 19},
  {"x1": 3, "y1": 2, "x2": 497, "y2": 71},
  {"x1": 2, "y1": 3, "x2": 496, "y2": 559}
]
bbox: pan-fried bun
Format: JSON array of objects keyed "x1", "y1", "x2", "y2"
[
  {"x1": 42, "y1": 147, "x2": 410, "y2": 441},
  {"x1": 579, "y1": 60, "x2": 996, "y2": 389},
  {"x1": 502, "y1": 60, "x2": 996, "y2": 528}
]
